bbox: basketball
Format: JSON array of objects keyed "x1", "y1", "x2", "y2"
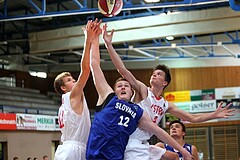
[{"x1": 98, "y1": 0, "x2": 123, "y2": 17}]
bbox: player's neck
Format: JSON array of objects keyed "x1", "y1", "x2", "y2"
[
  {"x1": 174, "y1": 137, "x2": 185, "y2": 146},
  {"x1": 150, "y1": 87, "x2": 163, "y2": 98}
]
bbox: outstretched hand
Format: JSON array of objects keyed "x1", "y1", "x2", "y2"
[
  {"x1": 215, "y1": 101, "x2": 235, "y2": 118},
  {"x1": 94, "y1": 18, "x2": 102, "y2": 36},
  {"x1": 82, "y1": 19, "x2": 102, "y2": 42},
  {"x1": 102, "y1": 23, "x2": 114, "y2": 45}
]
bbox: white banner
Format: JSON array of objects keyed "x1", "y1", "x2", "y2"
[
  {"x1": 189, "y1": 100, "x2": 216, "y2": 113},
  {"x1": 175, "y1": 100, "x2": 216, "y2": 113},
  {"x1": 36, "y1": 115, "x2": 55, "y2": 131},
  {"x1": 215, "y1": 87, "x2": 240, "y2": 99},
  {"x1": 16, "y1": 113, "x2": 37, "y2": 130}
]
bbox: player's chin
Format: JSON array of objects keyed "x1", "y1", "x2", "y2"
[{"x1": 119, "y1": 95, "x2": 130, "y2": 101}]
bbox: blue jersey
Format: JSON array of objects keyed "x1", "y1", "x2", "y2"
[
  {"x1": 165, "y1": 143, "x2": 192, "y2": 160},
  {"x1": 86, "y1": 93, "x2": 144, "y2": 160}
]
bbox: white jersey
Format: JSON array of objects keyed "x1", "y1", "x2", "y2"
[
  {"x1": 54, "y1": 92, "x2": 91, "y2": 160},
  {"x1": 124, "y1": 88, "x2": 168, "y2": 160},
  {"x1": 129, "y1": 87, "x2": 168, "y2": 140}
]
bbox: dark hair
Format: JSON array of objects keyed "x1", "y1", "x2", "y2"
[
  {"x1": 154, "y1": 64, "x2": 171, "y2": 90},
  {"x1": 13, "y1": 157, "x2": 19, "y2": 160},
  {"x1": 169, "y1": 120, "x2": 186, "y2": 139}
]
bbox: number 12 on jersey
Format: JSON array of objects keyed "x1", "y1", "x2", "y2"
[{"x1": 118, "y1": 115, "x2": 130, "y2": 127}]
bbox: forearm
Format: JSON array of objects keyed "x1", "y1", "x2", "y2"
[
  {"x1": 187, "y1": 112, "x2": 217, "y2": 123},
  {"x1": 192, "y1": 146, "x2": 199, "y2": 160},
  {"x1": 154, "y1": 128, "x2": 187, "y2": 155},
  {"x1": 81, "y1": 39, "x2": 91, "y2": 72},
  {"x1": 105, "y1": 42, "x2": 126, "y2": 73},
  {"x1": 169, "y1": 103, "x2": 218, "y2": 123},
  {"x1": 91, "y1": 37, "x2": 100, "y2": 65}
]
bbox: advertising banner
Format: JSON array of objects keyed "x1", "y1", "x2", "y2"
[
  {"x1": 0, "y1": 113, "x2": 61, "y2": 131},
  {"x1": 202, "y1": 89, "x2": 215, "y2": 100},
  {"x1": 215, "y1": 87, "x2": 240, "y2": 99},
  {"x1": 189, "y1": 100, "x2": 216, "y2": 113},
  {"x1": 191, "y1": 89, "x2": 215, "y2": 101},
  {"x1": 0, "y1": 113, "x2": 16, "y2": 130},
  {"x1": 16, "y1": 113, "x2": 37, "y2": 130},
  {"x1": 174, "y1": 102, "x2": 191, "y2": 112},
  {"x1": 175, "y1": 100, "x2": 216, "y2": 113},
  {"x1": 164, "y1": 91, "x2": 190, "y2": 102},
  {"x1": 36, "y1": 115, "x2": 55, "y2": 131}
]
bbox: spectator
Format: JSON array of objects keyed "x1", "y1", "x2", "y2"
[{"x1": 43, "y1": 155, "x2": 48, "y2": 160}]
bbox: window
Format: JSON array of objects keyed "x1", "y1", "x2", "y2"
[
  {"x1": 0, "y1": 142, "x2": 8, "y2": 160},
  {"x1": 212, "y1": 126, "x2": 239, "y2": 160}
]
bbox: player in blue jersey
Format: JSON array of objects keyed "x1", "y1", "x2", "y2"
[
  {"x1": 156, "y1": 120, "x2": 199, "y2": 160},
  {"x1": 85, "y1": 23, "x2": 193, "y2": 160}
]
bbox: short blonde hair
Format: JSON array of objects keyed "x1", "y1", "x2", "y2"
[
  {"x1": 114, "y1": 77, "x2": 131, "y2": 90},
  {"x1": 54, "y1": 72, "x2": 72, "y2": 95}
]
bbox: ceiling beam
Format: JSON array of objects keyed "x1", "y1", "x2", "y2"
[
  {"x1": 0, "y1": 0, "x2": 229, "y2": 22},
  {"x1": 28, "y1": 7, "x2": 240, "y2": 54},
  {"x1": 25, "y1": 55, "x2": 59, "y2": 64}
]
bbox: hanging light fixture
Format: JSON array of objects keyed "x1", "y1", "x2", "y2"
[{"x1": 166, "y1": 36, "x2": 174, "y2": 41}]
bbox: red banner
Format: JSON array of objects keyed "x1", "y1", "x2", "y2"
[{"x1": 0, "y1": 113, "x2": 16, "y2": 130}]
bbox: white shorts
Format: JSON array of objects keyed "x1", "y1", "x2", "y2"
[
  {"x1": 149, "y1": 145, "x2": 166, "y2": 160},
  {"x1": 54, "y1": 141, "x2": 86, "y2": 160},
  {"x1": 124, "y1": 139, "x2": 166, "y2": 160}
]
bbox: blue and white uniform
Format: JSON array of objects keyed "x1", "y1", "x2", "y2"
[
  {"x1": 124, "y1": 88, "x2": 169, "y2": 160},
  {"x1": 86, "y1": 93, "x2": 144, "y2": 160},
  {"x1": 165, "y1": 143, "x2": 192, "y2": 160},
  {"x1": 54, "y1": 92, "x2": 91, "y2": 160}
]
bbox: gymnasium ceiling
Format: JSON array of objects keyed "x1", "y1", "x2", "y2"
[{"x1": 0, "y1": 0, "x2": 240, "y2": 73}]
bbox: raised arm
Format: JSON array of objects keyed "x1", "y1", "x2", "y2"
[
  {"x1": 70, "y1": 20, "x2": 98, "y2": 114},
  {"x1": 102, "y1": 24, "x2": 147, "y2": 102},
  {"x1": 90, "y1": 22, "x2": 113, "y2": 106},
  {"x1": 192, "y1": 145, "x2": 199, "y2": 160},
  {"x1": 168, "y1": 101, "x2": 234, "y2": 123},
  {"x1": 138, "y1": 112, "x2": 193, "y2": 160}
]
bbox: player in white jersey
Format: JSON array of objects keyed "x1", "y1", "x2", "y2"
[
  {"x1": 102, "y1": 23, "x2": 235, "y2": 160},
  {"x1": 125, "y1": 88, "x2": 171, "y2": 160},
  {"x1": 53, "y1": 19, "x2": 101, "y2": 160}
]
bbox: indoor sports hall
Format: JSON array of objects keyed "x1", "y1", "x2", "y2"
[{"x1": 0, "y1": 0, "x2": 239, "y2": 159}]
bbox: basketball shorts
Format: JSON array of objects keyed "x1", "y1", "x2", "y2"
[
  {"x1": 54, "y1": 141, "x2": 86, "y2": 160},
  {"x1": 124, "y1": 139, "x2": 166, "y2": 160}
]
